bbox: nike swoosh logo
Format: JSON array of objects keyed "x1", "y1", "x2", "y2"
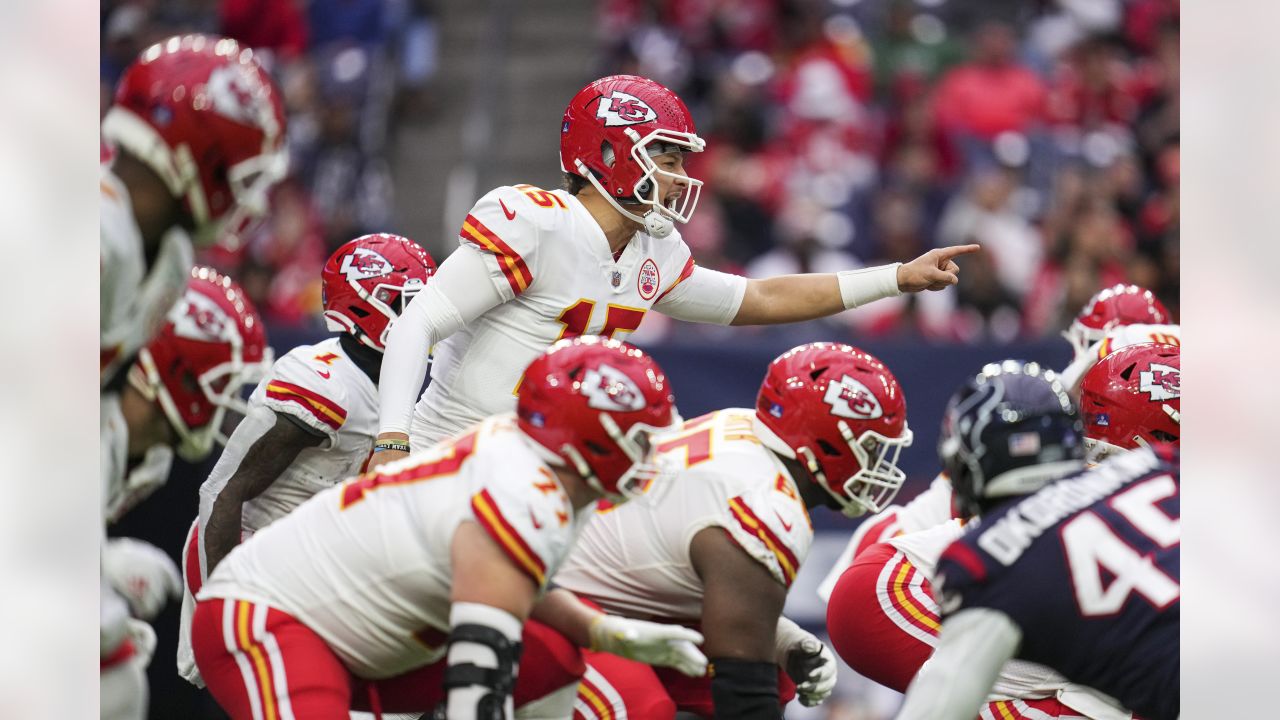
[
  {"x1": 529, "y1": 509, "x2": 543, "y2": 530},
  {"x1": 499, "y1": 198, "x2": 517, "y2": 221},
  {"x1": 775, "y1": 511, "x2": 793, "y2": 533},
  {"x1": 316, "y1": 369, "x2": 331, "y2": 379}
]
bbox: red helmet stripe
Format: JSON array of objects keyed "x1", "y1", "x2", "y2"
[
  {"x1": 462, "y1": 214, "x2": 533, "y2": 294},
  {"x1": 265, "y1": 381, "x2": 347, "y2": 430},
  {"x1": 471, "y1": 489, "x2": 547, "y2": 586}
]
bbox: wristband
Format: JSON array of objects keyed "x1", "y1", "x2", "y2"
[
  {"x1": 374, "y1": 440, "x2": 410, "y2": 453},
  {"x1": 837, "y1": 263, "x2": 901, "y2": 310}
]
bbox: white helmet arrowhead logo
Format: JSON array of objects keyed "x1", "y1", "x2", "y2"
[
  {"x1": 580, "y1": 364, "x2": 646, "y2": 412},
  {"x1": 824, "y1": 375, "x2": 884, "y2": 420},
  {"x1": 340, "y1": 248, "x2": 394, "y2": 281},
  {"x1": 596, "y1": 90, "x2": 658, "y2": 127},
  {"x1": 1138, "y1": 363, "x2": 1180, "y2": 401},
  {"x1": 169, "y1": 289, "x2": 231, "y2": 342}
]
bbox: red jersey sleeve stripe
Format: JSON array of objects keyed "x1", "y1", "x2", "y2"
[
  {"x1": 471, "y1": 490, "x2": 547, "y2": 586},
  {"x1": 265, "y1": 381, "x2": 347, "y2": 430},
  {"x1": 462, "y1": 214, "x2": 533, "y2": 294},
  {"x1": 653, "y1": 257, "x2": 696, "y2": 304},
  {"x1": 728, "y1": 498, "x2": 800, "y2": 586}
]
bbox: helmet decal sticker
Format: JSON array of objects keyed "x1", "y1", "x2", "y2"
[
  {"x1": 596, "y1": 90, "x2": 658, "y2": 127},
  {"x1": 824, "y1": 375, "x2": 884, "y2": 420},
  {"x1": 170, "y1": 290, "x2": 232, "y2": 342},
  {"x1": 580, "y1": 363, "x2": 646, "y2": 412},
  {"x1": 1138, "y1": 363, "x2": 1180, "y2": 402},
  {"x1": 339, "y1": 247, "x2": 394, "y2": 282}
]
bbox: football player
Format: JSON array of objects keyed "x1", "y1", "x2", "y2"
[
  {"x1": 824, "y1": 355, "x2": 1178, "y2": 719},
  {"x1": 1059, "y1": 284, "x2": 1179, "y2": 391},
  {"x1": 1078, "y1": 342, "x2": 1180, "y2": 462},
  {"x1": 550, "y1": 342, "x2": 912, "y2": 719},
  {"x1": 101, "y1": 34, "x2": 286, "y2": 391},
  {"x1": 191, "y1": 338, "x2": 707, "y2": 719},
  {"x1": 895, "y1": 362, "x2": 1179, "y2": 720},
  {"x1": 369, "y1": 74, "x2": 978, "y2": 469},
  {"x1": 102, "y1": 268, "x2": 271, "y2": 720},
  {"x1": 175, "y1": 234, "x2": 437, "y2": 687}
]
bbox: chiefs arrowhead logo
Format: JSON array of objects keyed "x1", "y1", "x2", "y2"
[
  {"x1": 596, "y1": 90, "x2": 658, "y2": 127},
  {"x1": 1138, "y1": 363, "x2": 1180, "y2": 402},
  {"x1": 169, "y1": 290, "x2": 232, "y2": 342},
  {"x1": 823, "y1": 375, "x2": 884, "y2": 420},
  {"x1": 579, "y1": 364, "x2": 646, "y2": 412},
  {"x1": 340, "y1": 248, "x2": 394, "y2": 282}
]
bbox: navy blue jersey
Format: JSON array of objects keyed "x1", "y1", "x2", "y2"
[{"x1": 934, "y1": 448, "x2": 1180, "y2": 720}]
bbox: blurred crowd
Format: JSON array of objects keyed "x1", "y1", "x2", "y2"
[
  {"x1": 600, "y1": 0, "x2": 1179, "y2": 343},
  {"x1": 101, "y1": 0, "x2": 1177, "y2": 346},
  {"x1": 101, "y1": 0, "x2": 440, "y2": 325}
]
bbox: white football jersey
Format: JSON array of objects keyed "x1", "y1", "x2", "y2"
[
  {"x1": 197, "y1": 336, "x2": 381, "y2": 560},
  {"x1": 100, "y1": 165, "x2": 193, "y2": 388},
  {"x1": 1060, "y1": 323, "x2": 1181, "y2": 390},
  {"x1": 555, "y1": 409, "x2": 813, "y2": 621},
  {"x1": 198, "y1": 415, "x2": 590, "y2": 679},
  {"x1": 411, "y1": 184, "x2": 697, "y2": 446}
]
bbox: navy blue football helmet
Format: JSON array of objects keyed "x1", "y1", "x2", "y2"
[{"x1": 939, "y1": 360, "x2": 1085, "y2": 518}]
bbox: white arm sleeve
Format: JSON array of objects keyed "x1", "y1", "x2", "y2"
[
  {"x1": 378, "y1": 245, "x2": 506, "y2": 436},
  {"x1": 652, "y1": 266, "x2": 748, "y2": 325},
  {"x1": 896, "y1": 609, "x2": 1022, "y2": 720}
]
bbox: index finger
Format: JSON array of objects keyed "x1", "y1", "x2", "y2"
[{"x1": 937, "y1": 244, "x2": 981, "y2": 261}]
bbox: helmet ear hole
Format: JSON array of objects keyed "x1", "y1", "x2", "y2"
[
  {"x1": 347, "y1": 305, "x2": 370, "y2": 318},
  {"x1": 585, "y1": 440, "x2": 610, "y2": 456},
  {"x1": 816, "y1": 438, "x2": 841, "y2": 457},
  {"x1": 809, "y1": 366, "x2": 828, "y2": 381}
]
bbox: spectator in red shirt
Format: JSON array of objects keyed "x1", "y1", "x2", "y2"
[
  {"x1": 219, "y1": 0, "x2": 308, "y2": 63},
  {"x1": 932, "y1": 21, "x2": 1047, "y2": 141}
]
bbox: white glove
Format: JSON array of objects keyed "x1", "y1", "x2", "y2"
[
  {"x1": 589, "y1": 614, "x2": 708, "y2": 678},
  {"x1": 103, "y1": 537, "x2": 182, "y2": 620},
  {"x1": 125, "y1": 618, "x2": 158, "y2": 666},
  {"x1": 106, "y1": 444, "x2": 175, "y2": 522},
  {"x1": 775, "y1": 617, "x2": 837, "y2": 707}
]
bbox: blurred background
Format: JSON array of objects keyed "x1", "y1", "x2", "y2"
[{"x1": 101, "y1": 0, "x2": 1179, "y2": 717}]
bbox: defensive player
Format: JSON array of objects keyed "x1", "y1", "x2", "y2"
[
  {"x1": 192, "y1": 338, "x2": 707, "y2": 719},
  {"x1": 101, "y1": 33, "x2": 286, "y2": 390},
  {"x1": 1059, "y1": 283, "x2": 1179, "y2": 391},
  {"x1": 895, "y1": 362, "x2": 1179, "y2": 720},
  {"x1": 370, "y1": 74, "x2": 978, "y2": 468},
  {"x1": 553, "y1": 342, "x2": 914, "y2": 719},
  {"x1": 175, "y1": 234, "x2": 437, "y2": 687},
  {"x1": 103, "y1": 268, "x2": 271, "y2": 719}
]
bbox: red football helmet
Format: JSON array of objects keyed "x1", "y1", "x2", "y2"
[
  {"x1": 1079, "y1": 342, "x2": 1180, "y2": 462},
  {"x1": 1064, "y1": 284, "x2": 1171, "y2": 358},
  {"x1": 560, "y1": 75, "x2": 706, "y2": 239},
  {"x1": 322, "y1": 234, "x2": 437, "y2": 351},
  {"x1": 101, "y1": 35, "x2": 288, "y2": 247},
  {"x1": 129, "y1": 267, "x2": 272, "y2": 461},
  {"x1": 517, "y1": 336, "x2": 680, "y2": 502},
  {"x1": 754, "y1": 343, "x2": 913, "y2": 517}
]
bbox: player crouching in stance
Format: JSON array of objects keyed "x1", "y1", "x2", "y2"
[
  {"x1": 551, "y1": 342, "x2": 913, "y2": 719},
  {"x1": 103, "y1": 268, "x2": 270, "y2": 720},
  {"x1": 177, "y1": 233, "x2": 436, "y2": 684},
  {"x1": 895, "y1": 361, "x2": 1179, "y2": 720},
  {"x1": 190, "y1": 337, "x2": 705, "y2": 719}
]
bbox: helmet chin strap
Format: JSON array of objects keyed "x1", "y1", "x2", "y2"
[{"x1": 575, "y1": 160, "x2": 676, "y2": 239}]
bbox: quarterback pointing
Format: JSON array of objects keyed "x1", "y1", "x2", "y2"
[{"x1": 370, "y1": 74, "x2": 977, "y2": 468}]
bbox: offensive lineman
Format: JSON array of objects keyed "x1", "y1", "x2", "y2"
[
  {"x1": 895, "y1": 362, "x2": 1179, "y2": 720},
  {"x1": 553, "y1": 342, "x2": 914, "y2": 719},
  {"x1": 1059, "y1": 283, "x2": 1179, "y2": 391},
  {"x1": 369, "y1": 74, "x2": 978, "y2": 469},
  {"x1": 192, "y1": 338, "x2": 706, "y2": 719}
]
